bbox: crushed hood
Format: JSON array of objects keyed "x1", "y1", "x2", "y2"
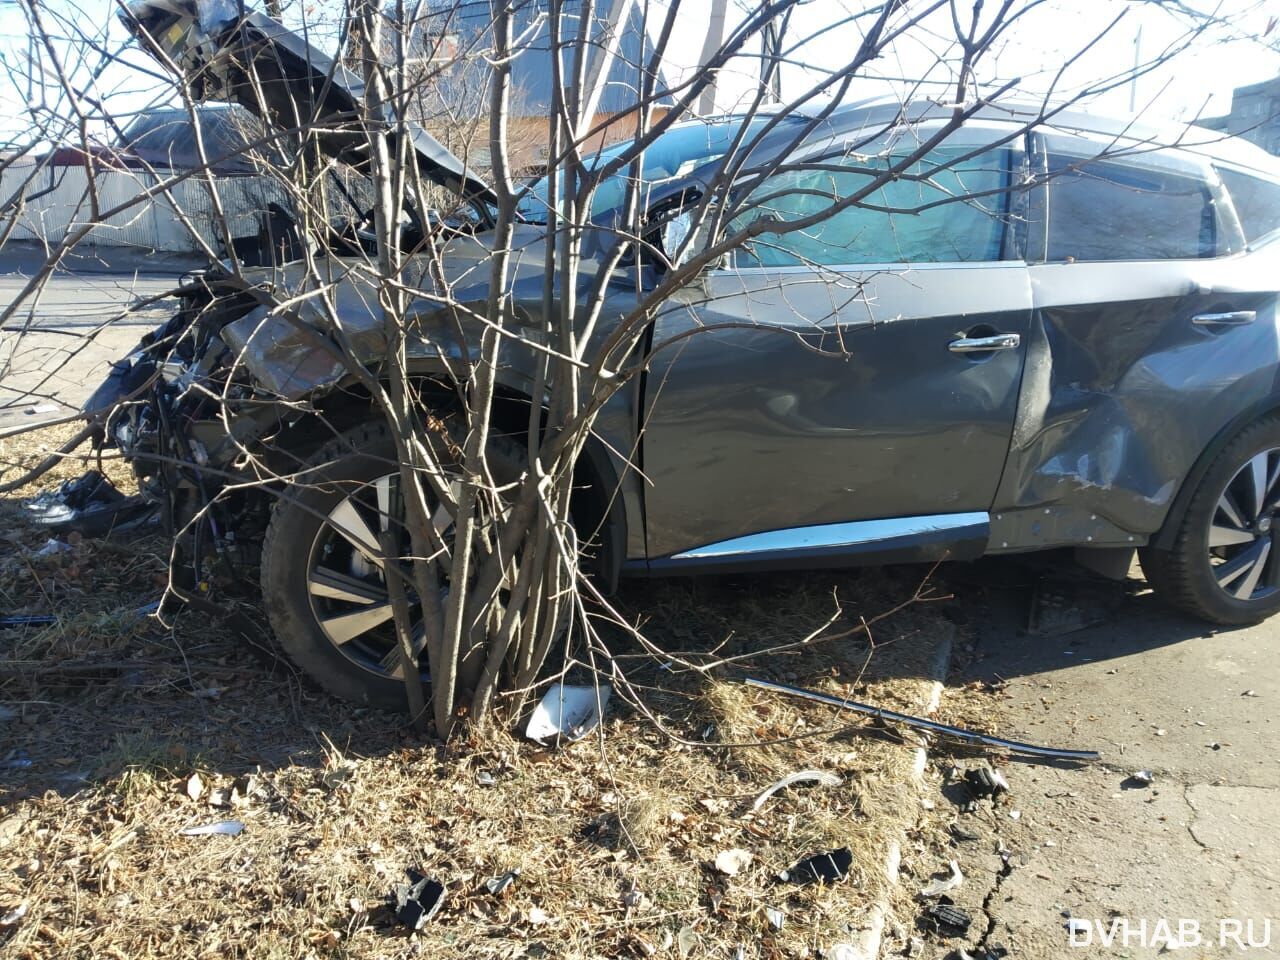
[{"x1": 120, "y1": 0, "x2": 497, "y2": 208}]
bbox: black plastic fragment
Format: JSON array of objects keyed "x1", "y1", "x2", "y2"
[
  {"x1": 22, "y1": 469, "x2": 156, "y2": 537},
  {"x1": 924, "y1": 900, "x2": 972, "y2": 935},
  {"x1": 778, "y1": 847, "x2": 853, "y2": 885},
  {"x1": 964, "y1": 767, "x2": 1009, "y2": 800},
  {"x1": 390, "y1": 869, "x2": 445, "y2": 930}
]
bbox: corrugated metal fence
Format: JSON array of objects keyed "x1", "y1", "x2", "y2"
[{"x1": 0, "y1": 159, "x2": 292, "y2": 254}]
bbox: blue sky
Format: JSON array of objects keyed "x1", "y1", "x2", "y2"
[{"x1": 0, "y1": 0, "x2": 1275, "y2": 147}]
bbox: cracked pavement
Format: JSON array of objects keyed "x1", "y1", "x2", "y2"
[{"x1": 907, "y1": 561, "x2": 1278, "y2": 959}]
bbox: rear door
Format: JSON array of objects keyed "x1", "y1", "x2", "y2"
[
  {"x1": 641, "y1": 123, "x2": 1033, "y2": 566},
  {"x1": 992, "y1": 132, "x2": 1280, "y2": 542}
]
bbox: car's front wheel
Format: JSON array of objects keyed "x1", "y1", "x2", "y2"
[{"x1": 1142, "y1": 415, "x2": 1280, "y2": 625}]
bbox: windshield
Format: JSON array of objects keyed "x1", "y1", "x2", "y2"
[{"x1": 516, "y1": 118, "x2": 777, "y2": 223}]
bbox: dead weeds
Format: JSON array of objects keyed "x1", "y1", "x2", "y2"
[{"x1": 2, "y1": 425, "x2": 956, "y2": 959}]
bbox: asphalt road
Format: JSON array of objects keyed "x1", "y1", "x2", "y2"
[
  {"x1": 0, "y1": 244, "x2": 201, "y2": 436},
  {"x1": 930, "y1": 559, "x2": 1279, "y2": 960}
]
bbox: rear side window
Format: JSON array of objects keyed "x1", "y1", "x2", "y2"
[
  {"x1": 1216, "y1": 167, "x2": 1280, "y2": 243},
  {"x1": 1046, "y1": 156, "x2": 1218, "y2": 261}
]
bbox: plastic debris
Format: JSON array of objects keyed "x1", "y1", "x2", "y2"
[
  {"x1": 178, "y1": 820, "x2": 244, "y2": 837},
  {"x1": 1242, "y1": 689, "x2": 1259, "y2": 697},
  {"x1": 924, "y1": 901, "x2": 972, "y2": 935},
  {"x1": 185, "y1": 773, "x2": 204, "y2": 802},
  {"x1": 0, "y1": 902, "x2": 28, "y2": 927},
  {"x1": 1124, "y1": 770, "x2": 1154, "y2": 788},
  {"x1": 475, "y1": 770, "x2": 496, "y2": 787},
  {"x1": 24, "y1": 403, "x2": 58, "y2": 415},
  {"x1": 714, "y1": 848, "x2": 753, "y2": 876},
  {"x1": 777, "y1": 847, "x2": 853, "y2": 885},
  {"x1": 677, "y1": 925, "x2": 698, "y2": 957},
  {"x1": 964, "y1": 767, "x2": 1010, "y2": 800},
  {"x1": 749, "y1": 769, "x2": 842, "y2": 812},
  {"x1": 0, "y1": 615, "x2": 57, "y2": 628},
  {"x1": 525, "y1": 683, "x2": 612, "y2": 745},
  {"x1": 33, "y1": 538, "x2": 72, "y2": 558},
  {"x1": 919, "y1": 860, "x2": 964, "y2": 898},
  {"x1": 485, "y1": 869, "x2": 520, "y2": 896},
  {"x1": 765, "y1": 906, "x2": 785, "y2": 930},
  {"x1": 391, "y1": 869, "x2": 445, "y2": 930},
  {"x1": 528, "y1": 906, "x2": 551, "y2": 925}
]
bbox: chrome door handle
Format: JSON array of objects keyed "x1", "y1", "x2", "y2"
[
  {"x1": 948, "y1": 333, "x2": 1021, "y2": 353},
  {"x1": 1192, "y1": 310, "x2": 1255, "y2": 327}
]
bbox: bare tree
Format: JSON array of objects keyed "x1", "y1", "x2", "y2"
[{"x1": 0, "y1": 0, "x2": 1273, "y2": 738}]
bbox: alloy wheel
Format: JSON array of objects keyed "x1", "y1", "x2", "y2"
[
  {"x1": 304, "y1": 473, "x2": 455, "y2": 679},
  {"x1": 1206, "y1": 447, "x2": 1280, "y2": 602}
]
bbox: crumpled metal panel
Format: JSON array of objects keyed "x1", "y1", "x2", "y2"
[{"x1": 995, "y1": 253, "x2": 1280, "y2": 535}]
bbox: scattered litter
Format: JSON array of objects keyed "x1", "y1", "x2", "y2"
[
  {"x1": 744, "y1": 678, "x2": 1100, "y2": 761},
  {"x1": 528, "y1": 906, "x2": 551, "y2": 925},
  {"x1": 0, "y1": 615, "x2": 56, "y2": 628},
  {"x1": 185, "y1": 773, "x2": 204, "y2": 802},
  {"x1": 1208, "y1": 742, "x2": 1222, "y2": 750},
  {"x1": 1154, "y1": 728, "x2": 1166, "y2": 737},
  {"x1": 1008, "y1": 810, "x2": 1021, "y2": 821},
  {"x1": 1125, "y1": 770, "x2": 1154, "y2": 787},
  {"x1": 714, "y1": 848, "x2": 753, "y2": 877},
  {"x1": 924, "y1": 900, "x2": 971, "y2": 935},
  {"x1": 749, "y1": 769, "x2": 842, "y2": 812},
  {"x1": 919, "y1": 860, "x2": 964, "y2": 898},
  {"x1": 621, "y1": 888, "x2": 643, "y2": 910},
  {"x1": 475, "y1": 770, "x2": 496, "y2": 787},
  {"x1": 33, "y1": 538, "x2": 72, "y2": 558},
  {"x1": 964, "y1": 767, "x2": 1010, "y2": 800},
  {"x1": 208, "y1": 788, "x2": 234, "y2": 809},
  {"x1": 1242, "y1": 689, "x2": 1259, "y2": 697},
  {"x1": 484, "y1": 869, "x2": 520, "y2": 896},
  {"x1": 765, "y1": 906, "x2": 785, "y2": 930},
  {"x1": 24, "y1": 403, "x2": 58, "y2": 415},
  {"x1": 778, "y1": 847, "x2": 853, "y2": 885},
  {"x1": 0, "y1": 902, "x2": 27, "y2": 927},
  {"x1": 525, "y1": 683, "x2": 612, "y2": 745},
  {"x1": 390, "y1": 869, "x2": 445, "y2": 930},
  {"x1": 178, "y1": 820, "x2": 243, "y2": 837},
  {"x1": 22, "y1": 469, "x2": 157, "y2": 537},
  {"x1": 676, "y1": 925, "x2": 698, "y2": 958}
]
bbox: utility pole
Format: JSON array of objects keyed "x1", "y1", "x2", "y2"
[
  {"x1": 761, "y1": 17, "x2": 781, "y2": 103},
  {"x1": 1129, "y1": 25, "x2": 1142, "y2": 113},
  {"x1": 696, "y1": 0, "x2": 729, "y2": 116}
]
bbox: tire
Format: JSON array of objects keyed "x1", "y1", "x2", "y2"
[
  {"x1": 1141, "y1": 414, "x2": 1280, "y2": 625},
  {"x1": 260, "y1": 417, "x2": 523, "y2": 710}
]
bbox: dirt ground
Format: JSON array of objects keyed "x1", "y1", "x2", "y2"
[{"x1": 0, "y1": 424, "x2": 967, "y2": 960}]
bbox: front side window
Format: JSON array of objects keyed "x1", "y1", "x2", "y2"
[
  {"x1": 730, "y1": 145, "x2": 1013, "y2": 268},
  {"x1": 1045, "y1": 156, "x2": 1218, "y2": 261}
]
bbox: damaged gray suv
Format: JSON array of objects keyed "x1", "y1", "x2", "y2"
[{"x1": 77, "y1": 1, "x2": 1280, "y2": 705}]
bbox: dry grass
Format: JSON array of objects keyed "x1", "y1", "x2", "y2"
[{"x1": 1, "y1": 425, "x2": 956, "y2": 959}]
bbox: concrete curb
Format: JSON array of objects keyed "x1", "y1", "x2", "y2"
[{"x1": 847, "y1": 625, "x2": 955, "y2": 960}]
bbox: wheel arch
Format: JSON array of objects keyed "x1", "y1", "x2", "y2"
[{"x1": 1150, "y1": 392, "x2": 1280, "y2": 551}]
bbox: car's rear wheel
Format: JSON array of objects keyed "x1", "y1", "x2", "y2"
[
  {"x1": 1142, "y1": 415, "x2": 1280, "y2": 625},
  {"x1": 260, "y1": 418, "x2": 523, "y2": 710}
]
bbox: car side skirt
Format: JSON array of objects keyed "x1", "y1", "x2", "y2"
[{"x1": 628, "y1": 512, "x2": 989, "y2": 576}]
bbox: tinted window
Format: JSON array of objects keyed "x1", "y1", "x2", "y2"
[
  {"x1": 1045, "y1": 156, "x2": 1217, "y2": 261},
  {"x1": 1216, "y1": 167, "x2": 1280, "y2": 243},
  {"x1": 732, "y1": 146, "x2": 1012, "y2": 267}
]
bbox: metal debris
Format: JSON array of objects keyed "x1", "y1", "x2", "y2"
[
  {"x1": 484, "y1": 869, "x2": 520, "y2": 896},
  {"x1": 919, "y1": 860, "x2": 964, "y2": 898},
  {"x1": 748, "y1": 769, "x2": 842, "y2": 812},
  {"x1": 178, "y1": 820, "x2": 244, "y2": 837},
  {"x1": 744, "y1": 678, "x2": 1101, "y2": 761},
  {"x1": 777, "y1": 847, "x2": 853, "y2": 885},
  {"x1": 391, "y1": 869, "x2": 445, "y2": 930},
  {"x1": 525, "y1": 683, "x2": 612, "y2": 745}
]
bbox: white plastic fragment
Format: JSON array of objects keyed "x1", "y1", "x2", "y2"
[
  {"x1": 525, "y1": 683, "x2": 611, "y2": 745},
  {"x1": 919, "y1": 859, "x2": 964, "y2": 898},
  {"x1": 765, "y1": 906, "x2": 785, "y2": 930},
  {"x1": 0, "y1": 902, "x2": 28, "y2": 927},
  {"x1": 179, "y1": 820, "x2": 244, "y2": 837},
  {"x1": 24, "y1": 404, "x2": 58, "y2": 415},
  {"x1": 748, "y1": 769, "x2": 842, "y2": 812},
  {"x1": 714, "y1": 848, "x2": 753, "y2": 876}
]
